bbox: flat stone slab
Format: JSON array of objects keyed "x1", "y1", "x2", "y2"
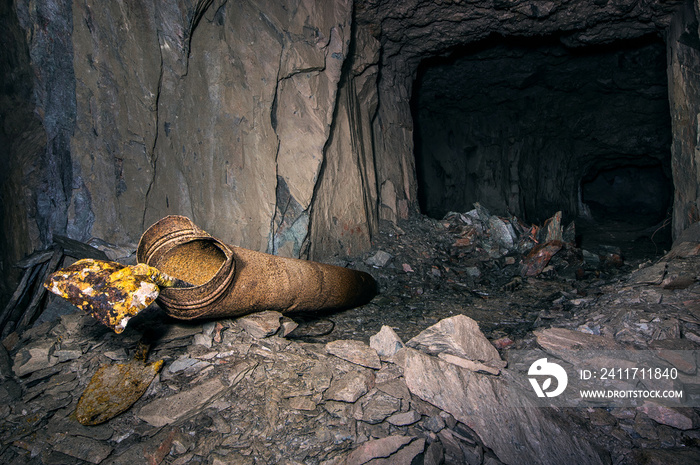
[
  {"x1": 395, "y1": 347, "x2": 604, "y2": 465},
  {"x1": 534, "y1": 327, "x2": 623, "y2": 355},
  {"x1": 237, "y1": 311, "x2": 283, "y2": 339},
  {"x1": 326, "y1": 339, "x2": 381, "y2": 369},
  {"x1": 344, "y1": 434, "x2": 414, "y2": 464},
  {"x1": 138, "y1": 377, "x2": 228, "y2": 427},
  {"x1": 628, "y1": 262, "x2": 667, "y2": 285},
  {"x1": 370, "y1": 325, "x2": 404, "y2": 359},
  {"x1": 407, "y1": 314, "x2": 505, "y2": 370},
  {"x1": 324, "y1": 370, "x2": 373, "y2": 403}
]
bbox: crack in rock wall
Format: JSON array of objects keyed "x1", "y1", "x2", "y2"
[{"x1": 3, "y1": 0, "x2": 700, "y2": 307}]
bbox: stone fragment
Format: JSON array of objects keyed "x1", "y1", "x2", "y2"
[
  {"x1": 324, "y1": 370, "x2": 373, "y2": 403},
  {"x1": 159, "y1": 323, "x2": 205, "y2": 342},
  {"x1": 76, "y1": 359, "x2": 164, "y2": 425},
  {"x1": 465, "y1": 266, "x2": 481, "y2": 278},
  {"x1": 59, "y1": 312, "x2": 88, "y2": 336},
  {"x1": 344, "y1": 435, "x2": 413, "y2": 464},
  {"x1": 662, "y1": 272, "x2": 696, "y2": 289},
  {"x1": 326, "y1": 340, "x2": 381, "y2": 369},
  {"x1": 51, "y1": 434, "x2": 113, "y2": 464},
  {"x1": 202, "y1": 321, "x2": 216, "y2": 337},
  {"x1": 438, "y1": 429, "x2": 466, "y2": 463},
  {"x1": 279, "y1": 316, "x2": 299, "y2": 337},
  {"x1": 402, "y1": 263, "x2": 414, "y2": 273},
  {"x1": 640, "y1": 402, "x2": 700, "y2": 430},
  {"x1": 534, "y1": 327, "x2": 622, "y2": 355},
  {"x1": 582, "y1": 249, "x2": 601, "y2": 269},
  {"x1": 665, "y1": 242, "x2": 700, "y2": 259},
  {"x1": 395, "y1": 347, "x2": 603, "y2": 465},
  {"x1": 137, "y1": 377, "x2": 228, "y2": 427},
  {"x1": 369, "y1": 325, "x2": 404, "y2": 359},
  {"x1": 376, "y1": 378, "x2": 411, "y2": 402},
  {"x1": 543, "y1": 211, "x2": 563, "y2": 242},
  {"x1": 183, "y1": 360, "x2": 212, "y2": 377},
  {"x1": 144, "y1": 429, "x2": 178, "y2": 465},
  {"x1": 237, "y1": 311, "x2": 283, "y2": 339},
  {"x1": 521, "y1": 240, "x2": 563, "y2": 276},
  {"x1": 193, "y1": 333, "x2": 213, "y2": 348},
  {"x1": 649, "y1": 338, "x2": 698, "y2": 374},
  {"x1": 366, "y1": 250, "x2": 392, "y2": 267},
  {"x1": 629, "y1": 262, "x2": 667, "y2": 285},
  {"x1": 488, "y1": 216, "x2": 515, "y2": 249},
  {"x1": 423, "y1": 440, "x2": 445, "y2": 465},
  {"x1": 288, "y1": 396, "x2": 317, "y2": 411},
  {"x1": 491, "y1": 336, "x2": 514, "y2": 349},
  {"x1": 407, "y1": 315, "x2": 505, "y2": 371},
  {"x1": 12, "y1": 339, "x2": 57, "y2": 377},
  {"x1": 355, "y1": 390, "x2": 401, "y2": 424},
  {"x1": 54, "y1": 343, "x2": 83, "y2": 362},
  {"x1": 374, "y1": 364, "x2": 403, "y2": 384},
  {"x1": 438, "y1": 352, "x2": 501, "y2": 375},
  {"x1": 169, "y1": 357, "x2": 198, "y2": 373},
  {"x1": 103, "y1": 349, "x2": 128, "y2": 361},
  {"x1": 422, "y1": 415, "x2": 446, "y2": 433},
  {"x1": 386, "y1": 410, "x2": 421, "y2": 426},
  {"x1": 212, "y1": 322, "x2": 225, "y2": 343},
  {"x1": 367, "y1": 437, "x2": 425, "y2": 465}
]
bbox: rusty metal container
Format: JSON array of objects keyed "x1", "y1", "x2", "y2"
[{"x1": 136, "y1": 216, "x2": 377, "y2": 320}]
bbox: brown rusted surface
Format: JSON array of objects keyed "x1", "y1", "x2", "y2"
[
  {"x1": 44, "y1": 259, "x2": 161, "y2": 333},
  {"x1": 521, "y1": 240, "x2": 564, "y2": 277},
  {"x1": 43, "y1": 259, "x2": 193, "y2": 333},
  {"x1": 157, "y1": 240, "x2": 225, "y2": 286},
  {"x1": 75, "y1": 359, "x2": 164, "y2": 425},
  {"x1": 137, "y1": 216, "x2": 377, "y2": 321}
]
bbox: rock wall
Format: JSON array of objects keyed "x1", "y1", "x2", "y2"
[
  {"x1": 0, "y1": 0, "x2": 73, "y2": 301},
  {"x1": 2, "y1": 0, "x2": 699, "y2": 307},
  {"x1": 70, "y1": 0, "x2": 356, "y2": 256},
  {"x1": 668, "y1": 0, "x2": 700, "y2": 237}
]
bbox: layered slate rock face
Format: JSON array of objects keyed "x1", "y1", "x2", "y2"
[{"x1": 2, "y1": 0, "x2": 698, "y2": 306}]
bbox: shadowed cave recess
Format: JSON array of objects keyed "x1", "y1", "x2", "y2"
[{"x1": 412, "y1": 35, "x2": 674, "y2": 258}]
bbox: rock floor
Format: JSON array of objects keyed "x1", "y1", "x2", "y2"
[{"x1": 2, "y1": 212, "x2": 700, "y2": 464}]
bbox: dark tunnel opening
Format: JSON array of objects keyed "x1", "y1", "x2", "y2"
[
  {"x1": 411, "y1": 34, "x2": 673, "y2": 258},
  {"x1": 581, "y1": 161, "x2": 673, "y2": 225}
]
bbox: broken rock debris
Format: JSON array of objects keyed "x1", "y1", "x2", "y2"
[
  {"x1": 4, "y1": 211, "x2": 700, "y2": 463},
  {"x1": 1, "y1": 304, "x2": 547, "y2": 464}
]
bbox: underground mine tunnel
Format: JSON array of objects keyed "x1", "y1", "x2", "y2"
[
  {"x1": 3, "y1": 1, "x2": 700, "y2": 464},
  {"x1": 412, "y1": 35, "x2": 674, "y2": 255}
]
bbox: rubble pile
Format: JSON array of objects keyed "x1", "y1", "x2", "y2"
[{"x1": 1, "y1": 210, "x2": 700, "y2": 464}]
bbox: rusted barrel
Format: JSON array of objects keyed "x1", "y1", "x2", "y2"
[{"x1": 136, "y1": 216, "x2": 377, "y2": 320}]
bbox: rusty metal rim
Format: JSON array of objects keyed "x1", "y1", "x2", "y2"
[{"x1": 137, "y1": 216, "x2": 237, "y2": 313}]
